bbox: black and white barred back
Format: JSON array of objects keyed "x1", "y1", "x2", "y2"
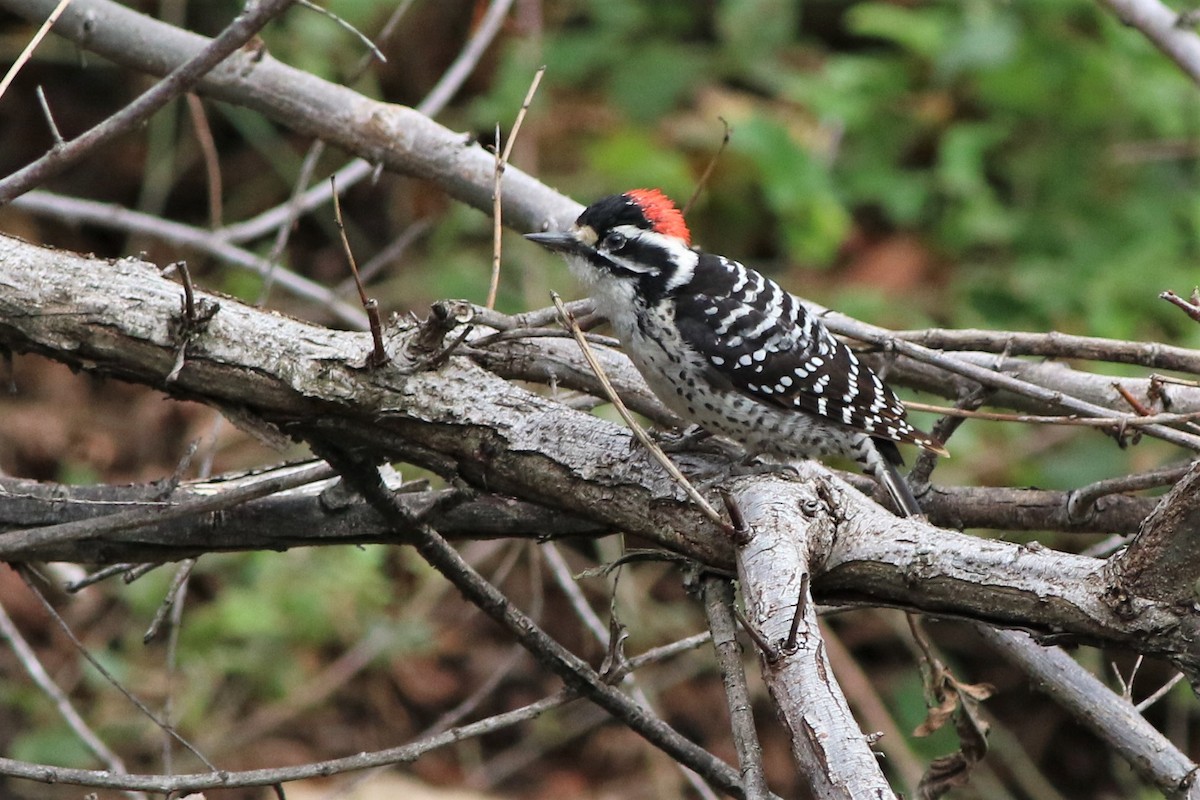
[{"x1": 526, "y1": 189, "x2": 947, "y2": 516}]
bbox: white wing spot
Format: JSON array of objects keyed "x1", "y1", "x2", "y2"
[
  {"x1": 738, "y1": 354, "x2": 753, "y2": 367},
  {"x1": 711, "y1": 356, "x2": 725, "y2": 366}
]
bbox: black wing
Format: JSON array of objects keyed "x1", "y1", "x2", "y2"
[{"x1": 674, "y1": 253, "x2": 942, "y2": 452}]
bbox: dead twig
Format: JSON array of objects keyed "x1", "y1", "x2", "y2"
[
  {"x1": 0, "y1": 0, "x2": 299, "y2": 204},
  {"x1": 0, "y1": 0, "x2": 75, "y2": 102},
  {"x1": 488, "y1": 66, "x2": 546, "y2": 309},
  {"x1": 331, "y1": 177, "x2": 388, "y2": 368},
  {"x1": 682, "y1": 118, "x2": 732, "y2": 217},
  {"x1": 1161, "y1": 288, "x2": 1200, "y2": 323},
  {"x1": 551, "y1": 292, "x2": 731, "y2": 535}
]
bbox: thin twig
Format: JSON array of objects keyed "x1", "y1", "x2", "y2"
[
  {"x1": 0, "y1": 0, "x2": 75, "y2": 102},
  {"x1": 551, "y1": 292, "x2": 730, "y2": 532},
  {"x1": 337, "y1": 217, "x2": 433, "y2": 293},
  {"x1": 893, "y1": 325, "x2": 1200, "y2": 374},
  {"x1": 16, "y1": 567, "x2": 216, "y2": 771},
  {"x1": 185, "y1": 93, "x2": 222, "y2": 228},
  {"x1": 259, "y1": 131, "x2": 327, "y2": 305},
  {"x1": 0, "y1": 688, "x2": 579, "y2": 793},
  {"x1": 143, "y1": 559, "x2": 196, "y2": 643},
  {"x1": 699, "y1": 574, "x2": 771, "y2": 800},
  {"x1": 0, "y1": 0, "x2": 299, "y2": 204},
  {"x1": 1135, "y1": 672, "x2": 1185, "y2": 712},
  {"x1": 0, "y1": 599, "x2": 142, "y2": 797},
  {"x1": 902, "y1": 401, "x2": 1200, "y2": 429},
  {"x1": 331, "y1": 177, "x2": 388, "y2": 367},
  {"x1": 213, "y1": 0, "x2": 514, "y2": 246},
  {"x1": 1160, "y1": 289, "x2": 1200, "y2": 323},
  {"x1": 488, "y1": 65, "x2": 546, "y2": 309},
  {"x1": 682, "y1": 118, "x2": 731, "y2": 217},
  {"x1": 418, "y1": 0, "x2": 515, "y2": 118},
  {"x1": 296, "y1": 0, "x2": 386, "y2": 63},
  {"x1": 783, "y1": 572, "x2": 810, "y2": 654},
  {"x1": 34, "y1": 85, "x2": 63, "y2": 145}
]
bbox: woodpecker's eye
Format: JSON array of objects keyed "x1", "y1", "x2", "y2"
[{"x1": 603, "y1": 231, "x2": 627, "y2": 252}]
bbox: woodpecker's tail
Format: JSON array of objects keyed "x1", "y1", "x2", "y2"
[
  {"x1": 877, "y1": 455, "x2": 923, "y2": 518},
  {"x1": 862, "y1": 437, "x2": 924, "y2": 518}
]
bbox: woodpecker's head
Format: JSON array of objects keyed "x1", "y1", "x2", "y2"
[{"x1": 526, "y1": 189, "x2": 695, "y2": 296}]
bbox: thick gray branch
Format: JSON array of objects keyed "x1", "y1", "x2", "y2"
[
  {"x1": 802, "y1": 463, "x2": 1200, "y2": 675},
  {"x1": 0, "y1": 472, "x2": 605, "y2": 563},
  {"x1": 978, "y1": 627, "x2": 1199, "y2": 798},
  {"x1": 3, "y1": 234, "x2": 1200, "y2": 667},
  {"x1": 732, "y1": 477, "x2": 894, "y2": 798},
  {"x1": 0, "y1": 0, "x2": 582, "y2": 232},
  {"x1": 1106, "y1": 462, "x2": 1200, "y2": 604},
  {"x1": 1097, "y1": 0, "x2": 1200, "y2": 86},
  {"x1": 0, "y1": 232, "x2": 730, "y2": 567}
]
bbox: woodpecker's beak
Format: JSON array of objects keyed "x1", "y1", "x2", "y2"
[{"x1": 525, "y1": 230, "x2": 584, "y2": 254}]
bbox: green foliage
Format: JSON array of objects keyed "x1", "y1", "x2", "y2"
[
  {"x1": 732, "y1": 116, "x2": 851, "y2": 263},
  {"x1": 8, "y1": 726, "x2": 97, "y2": 769},
  {"x1": 468, "y1": 0, "x2": 1200, "y2": 500},
  {"x1": 522, "y1": 0, "x2": 1199, "y2": 345},
  {"x1": 117, "y1": 547, "x2": 430, "y2": 715}
]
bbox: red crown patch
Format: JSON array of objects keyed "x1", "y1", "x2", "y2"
[{"x1": 625, "y1": 188, "x2": 691, "y2": 246}]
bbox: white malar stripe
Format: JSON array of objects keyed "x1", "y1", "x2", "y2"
[{"x1": 662, "y1": 247, "x2": 699, "y2": 292}]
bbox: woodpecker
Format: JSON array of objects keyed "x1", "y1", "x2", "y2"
[{"x1": 526, "y1": 189, "x2": 946, "y2": 517}]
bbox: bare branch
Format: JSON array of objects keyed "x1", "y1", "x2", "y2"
[
  {"x1": 1106, "y1": 462, "x2": 1200, "y2": 603},
  {"x1": 822, "y1": 310, "x2": 1200, "y2": 452},
  {"x1": 1097, "y1": 0, "x2": 1200, "y2": 86},
  {"x1": 0, "y1": 471, "x2": 605, "y2": 564},
  {"x1": 977, "y1": 627, "x2": 1199, "y2": 798},
  {"x1": 0, "y1": 462, "x2": 335, "y2": 560},
  {"x1": 308, "y1": 447, "x2": 752, "y2": 799},
  {"x1": 0, "y1": 599, "x2": 138, "y2": 792},
  {"x1": 214, "y1": 0, "x2": 511, "y2": 245},
  {"x1": 11, "y1": 190, "x2": 368, "y2": 327},
  {"x1": 2, "y1": 235, "x2": 1200, "y2": 666},
  {"x1": 732, "y1": 476, "x2": 893, "y2": 798},
  {"x1": 0, "y1": 0, "x2": 299, "y2": 204},
  {"x1": 0, "y1": 689, "x2": 580, "y2": 794},
  {"x1": 699, "y1": 574, "x2": 772, "y2": 800},
  {"x1": 0, "y1": 0, "x2": 579, "y2": 234},
  {"x1": 0, "y1": 0, "x2": 74, "y2": 101},
  {"x1": 894, "y1": 325, "x2": 1200, "y2": 374}
]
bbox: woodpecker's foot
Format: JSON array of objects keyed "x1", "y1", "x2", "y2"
[
  {"x1": 731, "y1": 458, "x2": 803, "y2": 479},
  {"x1": 690, "y1": 457, "x2": 801, "y2": 491},
  {"x1": 652, "y1": 424, "x2": 714, "y2": 453}
]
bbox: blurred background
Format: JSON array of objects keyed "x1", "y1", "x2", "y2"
[{"x1": 0, "y1": 1, "x2": 1197, "y2": 797}]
